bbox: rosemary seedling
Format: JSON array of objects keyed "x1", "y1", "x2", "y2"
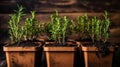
[
  {"x1": 9, "y1": 6, "x2": 41, "y2": 45},
  {"x1": 9, "y1": 5, "x2": 25, "y2": 44},
  {"x1": 45, "y1": 11, "x2": 74, "y2": 45}
]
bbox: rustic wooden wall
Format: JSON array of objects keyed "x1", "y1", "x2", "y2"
[{"x1": 0, "y1": 0, "x2": 120, "y2": 13}]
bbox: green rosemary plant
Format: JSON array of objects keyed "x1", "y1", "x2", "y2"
[
  {"x1": 76, "y1": 11, "x2": 111, "y2": 44},
  {"x1": 22, "y1": 11, "x2": 41, "y2": 41},
  {"x1": 76, "y1": 11, "x2": 111, "y2": 57},
  {"x1": 89, "y1": 11, "x2": 111, "y2": 44},
  {"x1": 9, "y1": 5, "x2": 25, "y2": 44},
  {"x1": 76, "y1": 13, "x2": 89, "y2": 40},
  {"x1": 9, "y1": 6, "x2": 41, "y2": 45},
  {"x1": 90, "y1": 11, "x2": 111, "y2": 57},
  {"x1": 102, "y1": 11, "x2": 111, "y2": 43},
  {"x1": 45, "y1": 11, "x2": 74, "y2": 45}
]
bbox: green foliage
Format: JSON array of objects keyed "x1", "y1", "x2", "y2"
[
  {"x1": 89, "y1": 11, "x2": 111, "y2": 43},
  {"x1": 9, "y1": 5, "x2": 25, "y2": 43},
  {"x1": 102, "y1": 11, "x2": 111, "y2": 43},
  {"x1": 68, "y1": 11, "x2": 111, "y2": 57},
  {"x1": 8, "y1": 6, "x2": 41, "y2": 44},
  {"x1": 45, "y1": 11, "x2": 74, "y2": 45},
  {"x1": 9, "y1": 6, "x2": 110, "y2": 46},
  {"x1": 22, "y1": 11, "x2": 41, "y2": 41},
  {"x1": 75, "y1": 13, "x2": 89, "y2": 39},
  {"x1": 76, "y1": 11, "x2": 111, "y2": 43}
]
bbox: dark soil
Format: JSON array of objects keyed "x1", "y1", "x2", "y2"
[
  {"x1": 45, "y1": 41, "x2": 77, "y2": 47},
  {"x1": 6, "y1": 40, "x2": 43, "y2": 47}
]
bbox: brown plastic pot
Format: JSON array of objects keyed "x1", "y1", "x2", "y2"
[
  {"x1": 3, "y1": 43, "x2": 43, "y2": 67},
  {"x1": 77, "y1": 42, "x2": 114, "y2": 67},
  {"x1": 44, "y1": 42, "x2": 77, "y2": 67}
]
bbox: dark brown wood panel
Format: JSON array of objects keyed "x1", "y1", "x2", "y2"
[{"x1": 0, "y1": 0, "x2": 120, "y2": 13}]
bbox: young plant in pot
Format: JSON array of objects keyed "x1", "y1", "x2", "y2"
[
  {"x1": 43, "y1": 11, "x2": 77, "y2": 67},
  {"x1": 3, "y1": 6, "x2": 43, "y2": 67},
  {"x1": 76, "y1": 11, "x2": 115, "y2": 67}
]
